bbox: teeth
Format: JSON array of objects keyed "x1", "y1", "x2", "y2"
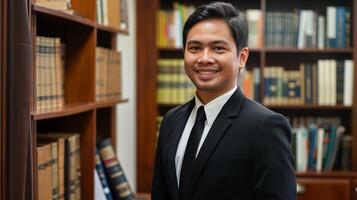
[{"x1": 198, "y1": 70, "x2": 216, "y2": 75}]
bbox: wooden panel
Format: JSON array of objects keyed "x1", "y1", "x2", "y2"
[
  {"x1": 297, "y1": 178, "x2": 351, "y2": 200},
  {"x1": 136, "y1": 0, "x2": 159, "y2": 192},
  {"x1": 0, "y1": 0, "x2": 6, "y2": 199},
  {"x1": 352, "y1": 0, "x2": 357, "y2": 172},
  {"x1": 65, "y1": 27, "x2": 96, "y2": 103},
  {"x1": 71, "y1": 0, "x2": 96, "y2": 20},
  {"x1": 352, "y1": 179, "x2": 357, "y2": 200}
]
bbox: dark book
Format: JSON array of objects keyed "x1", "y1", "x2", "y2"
[
  {"x1": 95, "y1": 148, "x2": 114, "y2": 200},
  {"x1": 336, "y1": 60, "x2": 344, "y2": 105},
  {"x1": 97, "y1": 138, "x2": 135, "y2": 200}
]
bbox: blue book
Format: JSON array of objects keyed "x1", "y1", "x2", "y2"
[
  {"x1": 98, "y1": 138, "x2": 135, "y2": 200},
  {"x1": 95, "y1": 148, "x2": 114, "y2": 200},
  {"x1": 308, "y1": 125, "x2": 317, "y2": 170},
  {"x1": 336, "y1": 7, "x2": 346, "y2": 48}
]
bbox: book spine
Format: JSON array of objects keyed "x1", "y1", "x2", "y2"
[
  {"x1": 95, "y1": 148, "x2": 114, "y2": 200},
  {"x1": 98, "y1": 138, "x2": 135, "y2": 200}
]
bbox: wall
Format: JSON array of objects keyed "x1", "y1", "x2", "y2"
[{"x1": 116, "y1": 0, "x2": 137, "y2": 191}]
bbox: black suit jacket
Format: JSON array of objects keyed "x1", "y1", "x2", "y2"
[{"x1": 152, "y1": 88, "x2": 296, "y2": 200}]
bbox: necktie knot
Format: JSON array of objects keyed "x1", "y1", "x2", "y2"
[{"x1": 196, "y1": 106, "x2": 206, "y2": 123}]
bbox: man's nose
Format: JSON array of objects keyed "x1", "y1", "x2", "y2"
[{"x1": 197, "y1": 49, "x2": 214, "y2": 65}]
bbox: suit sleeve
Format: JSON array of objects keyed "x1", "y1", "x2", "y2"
[
  {"x1": 151, "y1": 114, "x2": 170, "y2": 200},
  {"x1": 251, "y1": 113, "x2": 296, "y2": 200}
]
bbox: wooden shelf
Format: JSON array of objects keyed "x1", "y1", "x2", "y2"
[
  {"x1": 265, "y1": 48, "x2": 353, "y2": 53},
  {"x1": 266, "y1": 104, "x2": 353, "y2": 110},
  {"x1": 96, "y1": 23, "x2": 129, "y2": 34},
  {"x1": 32, "y1": 4, "x2": 95, "y2": 27},
  {"x1": 32, "y1": 103, "x2": 94, "y2": 120},
  {"x1": 158, "y1": 47, "x2": 353, "y2": 54},
  {"x1": 158, "y1": 47, "x2": 262, "y2": 53},
  {"x1": 136, "y1": 193, "x2": 151, "y2": 200},
  {"x1": 296, "y1": 171, "x2": 357, "y2": 178},
  {"x1": 158, "y1": 103, "x2": 353, "y2": 111},
  {"x1": 94, "y1": 98, "x2": 129, "y2": 109},
  {"x1": 32, "y1": 99, "x2": 129, "y2": 120}
]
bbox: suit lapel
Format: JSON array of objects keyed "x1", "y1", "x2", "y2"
[
  {"x1": 184, "y1": 88, "x2": 245, "y2": 200},
  {"x1": 166, "y1": 100, "x2": 195, "y2": 198}
]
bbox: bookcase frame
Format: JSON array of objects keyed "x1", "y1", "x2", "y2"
[
  {"x1": 28, "y1": 1, "x2": 129, "y2": 200},
  {"x1": 136, "y1": 0, "x2": 357, "y2": 196},
  {"x1": 0, "y1": 0, "x2": 7, "y2": 199}
]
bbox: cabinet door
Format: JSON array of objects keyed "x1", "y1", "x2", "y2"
[{"x1": 297, "y1": 178, "x2": 351, "y2": 200}]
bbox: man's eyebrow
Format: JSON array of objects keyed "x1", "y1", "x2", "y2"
[
  {"x1": 186, "y1": 40, "x2": 201, "y2": 45},
  {"x1": 211, "y1": 40, "x2": 229, "y2": 45},
  {"x1": 186, "y1": 40, "x2": 229, "y2": 45}
]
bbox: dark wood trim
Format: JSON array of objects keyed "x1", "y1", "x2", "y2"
[
  {"x1": 1, "y1": 0, "x2": 7, "y2": 199},
  {"x1": 136, "y1": 0, "x2": 159, "y2": 192},
  {"x1": 158, "y1": 103, "x2": 353, "y2": 111},
  {"x1": 31, "y1": 99, "x2": 128, "y2": 120},
  {"x1": 31, "y1": 103, "x2": 95, "y2": 120},
  {"x1": 94, "y1": 98, "x2": 128, "y2": 109},
  {"x1": 97, "y1": 23, "x2": 129, "y2": 35},
  {"x1": 352, "y1": 0, "x2": 357, "y2": 171},
  {"x1": 296, "y1": 171, "x2": 357, "y2": 178},
  {"x1": 264, "y1": 48, "x2": 354, "y2": 53}
]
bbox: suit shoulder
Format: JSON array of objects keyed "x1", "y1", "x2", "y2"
[
  {"x1": 243, "y1": 99, "x2": 276, "y2": 118},
  {"x1": 164, "y1": 100, "x2": 192, "y2": 120},
  {"x1": 241, "y1": 98, "x2": 290, "y2": 126}
]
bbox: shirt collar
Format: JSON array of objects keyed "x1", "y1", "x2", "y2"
[{"x1": 194, "y1": 85, "x2": 237, "y2": 126}]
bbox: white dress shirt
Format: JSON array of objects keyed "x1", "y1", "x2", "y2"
[{"x1": 175, "y1": 85, "x2": 238, "y2": 185}]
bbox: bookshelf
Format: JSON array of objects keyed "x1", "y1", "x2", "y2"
[
  {"x1": 137, "y1": 0, "x2": 357, "y2": 198},
  {"x1": 28, "y1": 0, "x2": 128, "y2": 200}
]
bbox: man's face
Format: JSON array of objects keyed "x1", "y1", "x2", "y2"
[{"x1": 184, "y1": 19, "x2": 248, "y2": 102}]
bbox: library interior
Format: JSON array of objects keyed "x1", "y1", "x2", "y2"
[{"x1": 1, "y1": 0, "x2": 357, "y2": 199}]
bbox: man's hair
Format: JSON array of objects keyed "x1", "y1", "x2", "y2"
[{"x1": 182, "y1": 2, "x2": 248, "y2": 53}]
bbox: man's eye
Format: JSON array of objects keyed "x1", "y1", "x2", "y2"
[
  {"x1": 214, "y1": 46, "x2": 226, "y2": 52},
  {"x1": 189, "y1": 46, "x2": 201, "y2": 52}
]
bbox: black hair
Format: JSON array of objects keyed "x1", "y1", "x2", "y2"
[{"x1": 182, "y1": 2, "x2": 248, "y2": 53}]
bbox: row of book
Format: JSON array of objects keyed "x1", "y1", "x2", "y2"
[
  {"x1": 37, "y1": 133, "x2": 81, "y2": 200},
  {"x1": 262, "y1": 60, "x2": 354, "y2": 106},
  {"x1": 266, "y1": 6, "x2": 351, "y2": 48},
  {"x1": 35, "y1": 0, "x2": 73, "y2": 13},
  {"x1": 36, "y1": 36, "x2": 65, "y2": 112},
  {"x1": 95, "y1": 138, "x2": 137, "y2": 200},
  {"x1": 156, "y1": 4, "x2": 351, "y2": 49},
  {"x1": 156, "y1": 2, "x2": 195, "y2": 48},
  {"x1": 290, "y1": 116, "x2": 351, "y2": 172},
  {"x1": 157, "y1": 59, "x2": 196, "y2": 104},
  {"x1": 238, "y1": 67, "x2": 260, "y2": 102},
  {"x1": 96, "y1": 47, "x2": 122, "y2": 101},
  {"x1": 96, "y1": 0, "x2": 129, "y2": 30}
]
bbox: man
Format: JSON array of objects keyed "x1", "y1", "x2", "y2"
[{"x1": 152, "y1": 2, "x2": 296, "y2": 200}]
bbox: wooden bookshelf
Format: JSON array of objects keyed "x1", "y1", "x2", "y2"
[
  {"x1": 27, "y1": 0, "x2": 128, "y2": 199},
  {"x1": 137, "y1": 0, "x2": 357, "y2": 198}
]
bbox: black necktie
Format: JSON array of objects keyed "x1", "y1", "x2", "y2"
[{"x1": 179, "y1": 106, "x2": 206, "y2": 197}]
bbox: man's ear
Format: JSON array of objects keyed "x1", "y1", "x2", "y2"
[{"x1": 238, "y1": 47, "x2": 249, "y2": 70}]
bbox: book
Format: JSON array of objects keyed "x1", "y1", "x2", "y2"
[
  {"x1": 37, "y1": 134, "x2": 66, "y2": 200},
  {"x1": 95, "y1": 169, "x2": 108, "y2": 200},
  {"x1": 95, "y1": 148, "x2": 114, "y2": 200},
  {"x1": 97, "y1": 138, "x2": 135, "y2": 200},
  {"x1": 37, "y1": 144, "x2": 53, "y2": 200},
  {"x1": 120, "y1": 0, "x2": 129, "y2": 30}
]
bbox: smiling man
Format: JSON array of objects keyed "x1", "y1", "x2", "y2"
[{"x1": 152, "y1": 2, "x2": 296, "y2": 200}]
